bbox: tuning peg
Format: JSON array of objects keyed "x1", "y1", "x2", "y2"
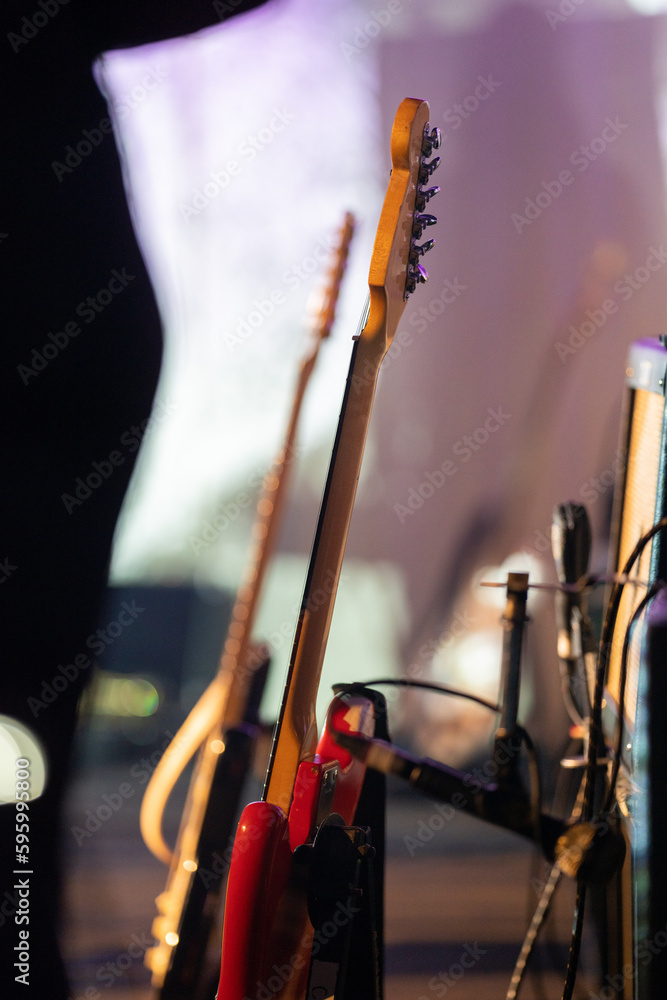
[
  {"x1": 405, "y1": 262, "x2": 428, "y2": 297},
  {"x1": 409, "y1": 238, "x2": 435, "y2": 265},
  {"x1": 412, "y1": 213, "x2": 437, "y2": 240},
  {"x1": 415, "y1": 185, "x2": 440, "y2": 212},
  {"x1": 422, "y1": 126, "x2": 442, "y2": 157},
  {"x1": 418, "y1": 156, "x2": 441, "y2": 185}
]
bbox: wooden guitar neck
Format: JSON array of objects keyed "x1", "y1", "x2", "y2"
[
  {"x1": 221, "y1": 212, "x2": 357, "y2": 729},
  {"x1": 264, "y1": 98, "x2": 441, "y2": 811}
]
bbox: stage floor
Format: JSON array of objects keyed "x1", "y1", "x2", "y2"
[{"x1": 61, "y1": 751, "x2": 598, "y2": 1000}]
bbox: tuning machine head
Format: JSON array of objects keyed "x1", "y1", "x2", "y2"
[
  {"x1": 405, "y1": 125, "x2": 442, "y2": 300},
  {"x1": 422, "y1": 126, "x2": 442, "y2": 156},
  {"x1": 415, "y1": 185, "x2": 440, "y2": 212},
  {"x1": 409, "y1": 238, "x2": 435, "y2": 265},
  {"x1": 405, "y1": 263, "x2": 428, "y2": 296}
]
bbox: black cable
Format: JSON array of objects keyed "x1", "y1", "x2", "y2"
[
  {"x1": 332, "y1": 676, "x2": 501, "y2": 714},
  {"x1": 339, "y1": 536, "x2": 666, "y2": 1000},
  {"x1": 333, "y1": 678, "x2": 545, "y2": 850},
  {"x1": 560, "y1": 881, "x2": 587, "y2": 1000},
  {"x1": 591, "y1": 516, "x2": 667, "y2": 812},
  {"x1": 505, "y1": 760, "x2": 588, "y2": 1000},
  {"x1": 515, "y1": 724, "x2": 543, "y2": 847},
  {"x1": 333, "y1": 545, "x2": 666, "y2": 1000},
  {"x1": 603, "y1": 580, "x2": 665, "y2": 816},
  {"x1": 558, "y1": 516, "x2": 667, "y2": 1000},
  {"x1": 333, "y1": 680, "x2": 547, "y2": 832},
  {"x1": 507, "y1": 861, "x2": 563, "y2": 1000}
]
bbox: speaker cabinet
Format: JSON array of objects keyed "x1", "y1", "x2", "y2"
[{"x1": 605, "y1": 337, "x2": 667, "y2": 998}]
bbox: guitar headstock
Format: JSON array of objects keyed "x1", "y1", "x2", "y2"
[
  {"x1": 364, "y1": 98, "x2": 441, "y2": 351},
  {"x1": 308, "y1": 212, "x2": 356, "y2": 340}
]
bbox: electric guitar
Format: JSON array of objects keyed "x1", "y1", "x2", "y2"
[
  {"x1": 217, "y1": 97, "x2": 441, "y2": 1000},
  {"x1": 141, "y1": 213, "x2": 356, "y2": 998}
]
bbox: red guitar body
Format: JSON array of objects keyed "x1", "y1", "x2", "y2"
[{"x1": 217, "y1": 694, "x2": 374, "y2": 1000}]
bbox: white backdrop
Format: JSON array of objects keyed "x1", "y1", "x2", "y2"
[{"x1": 102, "y1": 0, "x2": 667, "y2": 759}]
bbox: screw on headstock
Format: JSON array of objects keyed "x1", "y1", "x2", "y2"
[{"x1": 405, "y1": 123, "x2": 442, "y2": 300}]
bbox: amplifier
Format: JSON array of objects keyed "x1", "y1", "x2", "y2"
[
  {"x1": 607, "y1": 337, "x2": 667, "y2": 725},
  {"x1": 605, "y1": 336, "x2": 667, "y2": 999}
]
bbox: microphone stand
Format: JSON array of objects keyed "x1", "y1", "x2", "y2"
[
  {"x1": 487, "y1": 572, "x2": 533, "y2": 837},
  {"x1": 332, "y1": 570, "x2": 625, "y2": 886},
  {"x1": 551, "y1": 502, "x2": 596, "y2": 728}
]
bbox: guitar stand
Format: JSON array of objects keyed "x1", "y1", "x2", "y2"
[{"x1": 299, "y1": 687, "x2": 389, "y2": 1000}]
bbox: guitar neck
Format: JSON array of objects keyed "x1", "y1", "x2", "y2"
[
  {"x1": 263, "y1": 327, "x2": 386, "y2": 810},
  {"x1": 220, "y1": 216, "x2": 355, "y2": 728},
  {"x1": 263, "y1": 97, "x2": 440, "y2": 813},
  {"x1": 220, "y1": 358, "x2": 311, "y2": 727}
]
